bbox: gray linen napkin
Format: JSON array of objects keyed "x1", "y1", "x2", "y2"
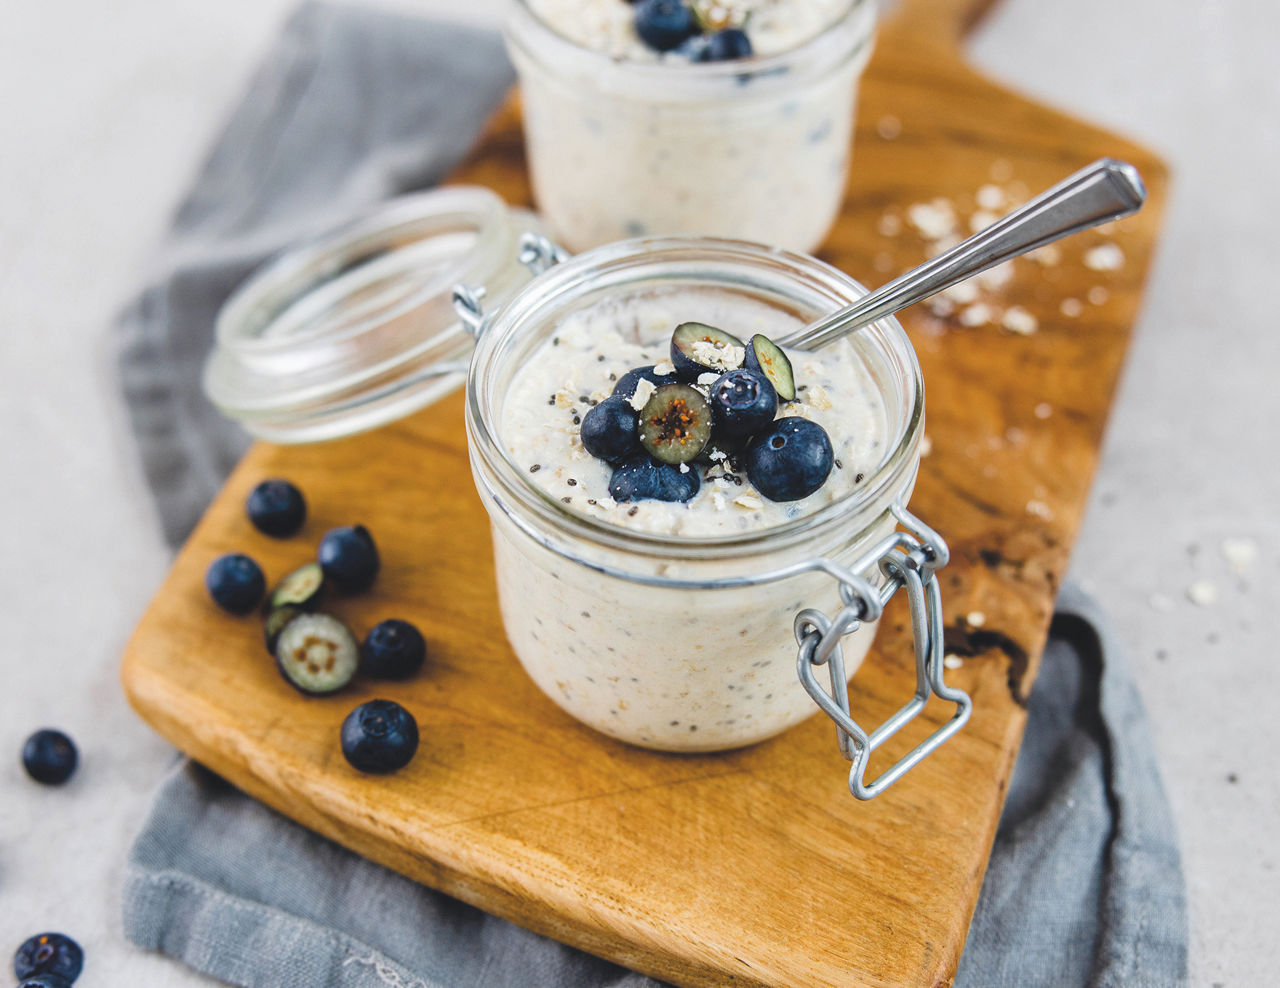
[{"x1": 116, "y1": 3, "x2": 1189, "y2": 985}]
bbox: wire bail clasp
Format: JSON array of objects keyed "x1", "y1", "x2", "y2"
[{"x1": 453, "y1": 232, "x2": 568, "y2": 340}]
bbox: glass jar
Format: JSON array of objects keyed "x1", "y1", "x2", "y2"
[
  {"x1": 464, "y1": 237, "x2": 962, "y2": 768},
  {"x1": 505, "y1": 0, "x2": 877, "y2": 254}
]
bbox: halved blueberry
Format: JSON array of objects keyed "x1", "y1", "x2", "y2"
[
  {"x1": 263, "y1": 606, "x2": 303, "y2": 655},
  {"x1": 608, "y1": 456, "x2": 701, "y2": 503},
  {"x1": 580, "y1": 395, "x2": 641, "y2": 464},
  {"x1": 670, "y1": 322, "x2": 747, "y2": 380},
  {"x1": 612, "y1": 365, "x2": 680, "y2": 401},
  {"x1": 634, "y1": 0, "x2": 700, "y2": 52},
  {"x1": 318, "y1": 525, "x2": 380, "y2": 594},
  {"x1": 743, "y1": 334, "x2": 797, "y2": 401},
  {"x1": 205, "y1": 553, "x2": 266, "y2": 615},
  {"x1": 274, "y1": 613, "x2": 359, "y2": 695},
  {"x1": 13, "y1": 933, "x2": 83, "y2": 983},
  {"x1": 361, "y1": 619, "x2": 427, "y2": 680},
  {"x1": 341, "y1": 699, "x2": 419, "y2": 774},
  {"x1": 265, "y1": 561, "x2": 325, "y2": 612},
  {"x1": 637, "y1": 383, "x2": 713, "y2": 464},
  {"x1": 744, "y1": 417, "x2": 834, "y2": 501},
  {"x1": 705, "y1": 27, "x2": 753, "y2": 61},
  {"x1": 21, "y1": 729, "x2": 78, "y2": 786},
  {"x1": 246, "y1": 478, "x2": 306, "y2": 537},
  {"x1": 709, "y1": 368, "x2": 777, "y2": 438}
]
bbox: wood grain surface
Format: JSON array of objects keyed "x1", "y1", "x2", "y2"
[{"x1": 121, "y1": 0, "x2": 1168, "y2": 984}]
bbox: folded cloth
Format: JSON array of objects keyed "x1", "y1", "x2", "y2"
[{"x1": 115, "y1": 3, "x2": 1188, "y2": 985}]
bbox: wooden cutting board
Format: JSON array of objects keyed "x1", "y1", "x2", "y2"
[{"x1": 121, "y1": 1, "x2": 1168, "y2": 984}]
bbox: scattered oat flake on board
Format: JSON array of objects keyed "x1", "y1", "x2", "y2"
[
  {"x1": 1088, "y1": 286, "x2": 1110, "y2": 305},
  {"x1": 1060, "y1": 297, "x2": 1084, "y2": 317},
  {"x1": 1186, "y1": 580, "x2": 1218, "y2": 606},
  {"x1": 1220, "y1": 537, "x2": 1258, "y2": 573},
  {"x1": 1028, "y1": 244, "x2": 1061, "y2": 266},
  {"x1": 978, "y1": 261, "x2": 1014, "y2": 291},
  {"x1": 877, "y1": 212, "x2": 902, "y2": 236},
  {"x1": 919, "y1": 435, "x2": 933, "y2": 456},
  {"x1": 1002, "y1": 307, "x2": 1038, "y2": 335},
  {"x1": 1034, "y1": 402, "x2": 1053, "y2": 419},
  {"x1": 967, "y1": 610, "x2": 986, "y2": 627},
  {"x1": 943, "y1": 281, "x2": 979, "y2": 305},
  {"x1": 976, "y1": 184, "x2": 1005, "y2": 210},
  {"x1": 1026, "y1": 499, "x2": 1054, "y2": 520},
  {"x1": 1084, "y1": 243, "x2": 1125, "y2": 271},
  {"x1": 959, "y1": 303, "x2": 994, "y2": 327},
  {"x1": 969, "y1": 210, "x2": 999, "y2": 234},
  {"x1": 944, "y1": 654, "x2": 965, "y2": 670},
  {"x1": 907, "y1": 200, "x2": 958, "y2": 240},
  {"x1": 876, "y1": 114, "x2": 903, "y2": 139}
]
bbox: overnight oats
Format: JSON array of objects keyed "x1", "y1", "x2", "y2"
[
  {"x1": 464, "y1": 238, "x2": 928, "y2": 753},
  {"x1": 506, "y1": 0, "x2": 877, "y2": 252}
]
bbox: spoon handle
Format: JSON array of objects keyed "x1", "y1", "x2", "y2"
[{"x1": 782, "y1": 158, "x2": 1146, "y2": 351}]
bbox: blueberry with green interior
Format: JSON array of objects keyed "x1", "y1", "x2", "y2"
[
  {"x1": 634, "y1": 0, "x2": 700, "y2": 52},
  {"x1": 580, "y1": 395, "x2": 642, "y2": 464},
  {"x1": 612, "y1": 365, "x2": 680, "y2": 401},
  {"x1": 263, "y1": 606, "x2": 303, "y2": 655},
  {"x1": 705, "y1": 27, "x2": 753, "y2": 61},
  {"x1": 18, "y1": 974, "x2": 74, "y2": 988},
  {"x1": 743, "y1": 333, "x2": 796, "y2": 401},
  {"x1": 669, "y1": 322, "x2": 746, "y2": 380},
  {"x1": 21, "y1": 729, "x2": 78, "y2": 786},
  {"x1": 637, "y1": 383, "x2": 713, "y2": 464},
  {"x1": 608, "y1": 456, "x2": 700, "y2": 503},
  {"x1": 274, "y1": 613, "x2": 359, "y2": 695},
  {"x1": 13, "y1": 933, "x2": 82, "y2": 983},
  {"x1": 744, "y1": 418, "x2": 834, "y2": 502},
  {"x1": 709, "y1": 368, "x2": 777, "y2": 438},
  {"x1": 361, "y1": 619, "x2": 427, "y2": 680},
  {"x1": 205, "y1": 553, "x2": 266, "y2": 615},
  {"x1": 265, "y1": 561, "x2": 325, "y2": 612},
  {"x1": 245, "y1": 479, "x2": 306, "y2": 537},
  {"x1": 318, "y1": 525, "x2": 379, "y2": 594},
  {"x1": 341, "y1": 699, "x2": 419, "y2": 774}
]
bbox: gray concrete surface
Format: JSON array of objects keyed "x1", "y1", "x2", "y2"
[{"x1": 0, "y1": 0, "x2": 1272, "y2": 984}]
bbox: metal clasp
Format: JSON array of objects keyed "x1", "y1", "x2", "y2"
[
  {"x1": 793, "y1": 504, "x2": 971, "y2": 800},
  {"x1": 452, "y1": 232, "x2": 569, "y2": 339}
]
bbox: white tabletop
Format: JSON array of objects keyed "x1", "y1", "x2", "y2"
[{"x1": 0, "y1": 1, "x2": 1272, "y2": 984}]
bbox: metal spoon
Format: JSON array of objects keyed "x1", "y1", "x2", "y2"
[{"x1": 781, "y1": 158, "x2": 1146, "y2": 351}]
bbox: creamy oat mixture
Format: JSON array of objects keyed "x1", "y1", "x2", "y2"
[
  {"x1": 527, "y1": 0, "x2": 852, "y2": 60},
  {"x1": 501, "y1": 287, "x2": 889, "y2": 536}
]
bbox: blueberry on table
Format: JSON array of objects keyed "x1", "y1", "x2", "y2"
[
  {"x1": 361, "y1": 619, "x2": 427, "y2": 680},
  {"x1": 205, "y1": 553, "x2": 266, "y2": 615},
  {"x1": 317, "y1": 525, "x2": 380, "y2": 594},
  {"x1": 274, "y1": 613, "x2": 360, "y2": 695},
  {"x1": 580, "y1": 395, "x2": 642, "y2": 464},
  {"x1": 18, "y1": 974, "x2": 74, "y2": 988},
  {"x1": 709, "y1": 368, "x2": 778, "y2": 438},
  {"x1": 743, "y1": 333, "x2": 797, "y2": 401},
  {"x1": 634, "y1": 0, "x2": 700, "y2": 52},
  {"x1": 341, "y1": 699, "x2": 419, "y2": 774},
  {"x1": 21, "y1": 730, "x2": 78, "y2": 786},
  {"x1": 13, "y1": 933, "x2": 82, "y2": 983},
  {"x1": 744, "y1": 418, "x2": 834, "y2": 502},
  {"x1": 612, "y1": 365, "x2": 679, "y2": 401},
  {"x1": 265, "y1": 561, "x2": 325, "y2": 612},
  {"x1": 608, "y1": 456, "x2": 701, "y2": 503},
  {"x1": 245, "y1": 478, "x2": 306, "y2": 537},
  {"x1": 704, "y1": 27, "x2": 753, "y2": 61},
  {"x1": 637, "y1": 384, "x2": 713, "y2": 464},
  {"x1": 669, "y1": 322, "x2": 746, "y2": 380}
]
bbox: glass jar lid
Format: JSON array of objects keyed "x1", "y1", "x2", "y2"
[{"x1": 203, "y1": 186, "x2": 543, "y2": 443}]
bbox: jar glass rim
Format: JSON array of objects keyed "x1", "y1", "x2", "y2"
[
  {"x1": 465, "y1": 236, "x2": 925, "y2": 564},
  {"x1": 506, "y1": 0, "x2": 876, "y2": 98}
]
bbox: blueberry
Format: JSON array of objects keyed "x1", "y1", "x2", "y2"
[
  {"x1": 317, "y1": 525, "x2": 380, "y2": 594},
  {"x1": 341, "y1": 700, "x2": 419, "y2": 774},
  {"x1": 274, "y1": 613, "x2": 360, "y2": 696},
  {"x1": 637, "y1": 384, "x2": 713, "y2": 464},
  {"x1": 580, "y1": 396, "x2": 641, "y2": 464},
  {"x1": 634, "y1": 0, "x2": 699, "y2": 52},
  {"x1": 18, "y1": 974, "x2": 74, "y2": 988},
  {"x1": 669, "y1": 322, "x2": 746, "y2": 380},
  {"x1": 263, "y1": 606, "x2": 303, "y2": 655},
  {"x1": 205, "y1": 553, "x2": 266, "y2": 615},
  {"x1": 361, "y1": 619, "x2": 427, "y2": 680},
  {"x1": 743, "y1": 334, "x2": 797, "y2": 401},
  {"x1": 709, "y1": 368, "x2": 777, "y2": 438},
  {"x1": 21, "y1": 730, "x2": 78, "y2": 786},
  {"x1": 744, "y1": 418, "x2": 834, "y2": 501},
  {"x1": 246, "y1": 479, "x2": 306, "y2": 538},
  {"x1": 612, "y1": 365, "x2": 680, "y2": 401},
  {"x1": 704, "y1": 28, "x2": 753, "y2": 61},
  {"x1": 13, "y1": 933, "x2": 82, "y2": 983},
  {"x1": 608, "y1": 456, "x2": 700, "y2": 503}
]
